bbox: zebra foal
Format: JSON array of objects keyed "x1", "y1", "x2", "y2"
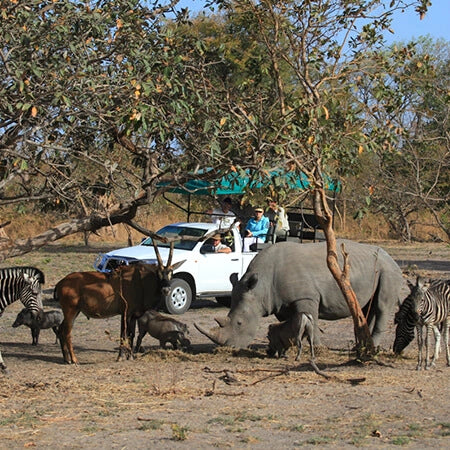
[
  {"x1": 393, "y1": 276, "x2": 450, "y2": 370},
  {"x1": 0, "y1": 267, "x2": 45, "y2": 373}
]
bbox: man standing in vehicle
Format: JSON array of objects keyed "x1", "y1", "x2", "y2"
[
  {"x1": 211, "y1": 197, "x2": 236, "y2": 228},
  {"x1": 265, "y1": 197, "x2": 290, "y2": 242}
]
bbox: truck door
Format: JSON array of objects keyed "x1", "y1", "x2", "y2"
[{"x1": 196, "y1": 251, "x2": 241, "y2": 293}]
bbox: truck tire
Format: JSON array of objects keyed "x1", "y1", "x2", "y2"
[
  {"x1": 165, "y1": 279, "x2": 192, "y2": 315},
  {"x1": 215, "y1": 296, "x2": 231, "y2": 308}
]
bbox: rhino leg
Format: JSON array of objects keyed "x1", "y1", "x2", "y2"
[
  {"x1": 368, "y1": 269, "x2": 402, "y2": 347},
  {"x1": 290, "y1": 300, "x2": 321, "y2": 348}
]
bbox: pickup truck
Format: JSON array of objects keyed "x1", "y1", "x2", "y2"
[{"x1": 93, "y1": 222, "x2": 258, "y2": 314}]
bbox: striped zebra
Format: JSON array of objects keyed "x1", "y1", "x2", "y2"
[
  {"x1": 393, "y1": 276, "x2": 450, "y2": 370},
  {"x1": 0, "y1": 267, "x2": 45, "y2": 373}
]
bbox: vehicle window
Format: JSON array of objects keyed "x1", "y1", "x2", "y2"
[{"x1": 141, "y1": 226, "x2": 207, "y2": 251}]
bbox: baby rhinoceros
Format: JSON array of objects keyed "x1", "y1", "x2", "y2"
[
  {"x1": 134, "y1": 310, "x2": 190, "y2": 353},
  {"x1": 267, "y1": 311, "x2": 315, "y2": 362},
  {"x1": 12, "y1": 308, "x2": 63, "y2": 345}
]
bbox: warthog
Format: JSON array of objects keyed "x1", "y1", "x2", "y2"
[
  {"x1": 12, "y1": 308, "x2": 63, "y2": 345},
  {"x1": 267, "y1": 311, "x2": 314, "y2": 361},
  {"x1": 0, "y1": 267, "x2": 44, "y2": 372},
  {"x1": 134, "y1": 310, "x2": 190, "y2": 352}
]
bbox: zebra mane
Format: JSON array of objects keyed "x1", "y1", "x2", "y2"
[
  {"x1": 0, "y1": 266, "x2": 45, "y2": 284},
  {"x1": 395, "y1": 292, "x2": 417, "y2": 323}
]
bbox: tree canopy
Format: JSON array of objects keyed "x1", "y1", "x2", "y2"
[{"x1": 1, "y1": 0, "x2": 446, "y2": 260}]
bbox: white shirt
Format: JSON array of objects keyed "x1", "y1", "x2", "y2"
[{"x1": 211, "y1": 208, "x2": 236, "y2": 229}]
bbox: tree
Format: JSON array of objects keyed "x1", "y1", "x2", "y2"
[
  {"x1": 0, "y1": 0, "x2": 437, "y2": 357},
  {"x1": 358, "y1": 38, "x2": 449, "y2": 241},
  {"x1": 0, "y1": 0, "x2": 233, "y2": 258},
  {"x1": 199, "y1": 0, "x2": 432, "y2": 356}
]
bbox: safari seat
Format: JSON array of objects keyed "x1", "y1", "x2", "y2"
[{"x1": 287, "y1": 211, "x2": 325, "y2": 243}]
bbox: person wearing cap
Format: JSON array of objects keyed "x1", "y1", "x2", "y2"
[
  {"x1": 243, "y1": 207, "x2": 270, "y2": 251},
  {"x1": 212, "y1": 233, "x2": 231, "y2": 253},
  {"x1": 265, "y1": 197, "x2": 290, "y2": 242}
]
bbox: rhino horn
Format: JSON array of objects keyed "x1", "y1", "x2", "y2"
[
  {"x1": 214, "y1": 316, "x2": 231, "y2": 328},
  {"x1": 194, "y1": 323, "x2": 226, "y2": 345}
]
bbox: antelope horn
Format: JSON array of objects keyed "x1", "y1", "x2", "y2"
[
  {"x1": 167, "y1": 241, "x2": 175, "y2": 267},
  {"x1": 152, "y1": 239, "x2": 164, "y2": 268}
]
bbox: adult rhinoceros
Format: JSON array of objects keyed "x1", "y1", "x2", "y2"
[{"x1": 195, "y1": 240, "x2": 404, "y2": 348}]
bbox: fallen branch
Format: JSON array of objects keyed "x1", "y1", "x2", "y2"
[
  {"x1": 203, "y1": 380, "x2": 247, "y2": 396},
  {"x1": 248, "y1": 368, "x2": 291, "y2": 385},
  {"x1": 203, "y1": 366, "x2": 289, "y2": 375}
]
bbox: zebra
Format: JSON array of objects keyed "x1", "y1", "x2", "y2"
[
  {"x1": 0, "y1": 267, "x2": 45, "y2": 373},
  {"x1": 393, "y1": 276, "x2": 450, "y2": 370}
]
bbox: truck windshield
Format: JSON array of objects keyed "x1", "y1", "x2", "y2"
[{"x1": 141, "y1": 226, "x2": 207, "y2": 251}]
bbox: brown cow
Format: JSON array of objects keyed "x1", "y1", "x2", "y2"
[{"x1": 55, "y1": 242, "x2": 184, "y2": 364}]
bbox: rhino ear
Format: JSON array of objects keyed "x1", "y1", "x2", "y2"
[
  {"x1": 230, "y1": 273, "x2": 239, "y2": 286},
  {"x1": 246, "y1": 273, "x2": 258, "y2": 291}
]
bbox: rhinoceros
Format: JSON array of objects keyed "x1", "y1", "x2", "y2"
[{"x1": 195, "y1": 240, "x2": 404, "y2": 348}]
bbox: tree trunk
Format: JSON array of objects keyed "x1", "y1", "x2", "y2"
[
  {"x1": 313, "y1": 188, "x2": 375, "y2": 357},
  {"x1": 0, "y1": 193, "x2": 146, "y2": 262}
]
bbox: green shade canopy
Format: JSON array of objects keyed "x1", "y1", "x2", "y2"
[{"x1": 159, "y1": 169, "x2": 339, "y2": 196}]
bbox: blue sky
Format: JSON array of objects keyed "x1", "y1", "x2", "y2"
[
  {"x1": 387, "y1": 1, "x2": 450, "y2": 43},
  {"x1": 177, "y1": 0, "x2": 449, "y2": 44}
]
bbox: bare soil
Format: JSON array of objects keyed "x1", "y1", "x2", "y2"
[{"x1": 1, "y1": 241, "x2": 449, "y2": 448}]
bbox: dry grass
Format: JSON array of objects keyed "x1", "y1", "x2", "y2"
[{"x1": 0, "y1": 236, "x2": 449, "y2": 448}]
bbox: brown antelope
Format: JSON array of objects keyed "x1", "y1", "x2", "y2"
[{"x1": 55, "y1": 241, "x2": 184, "y2": 364}]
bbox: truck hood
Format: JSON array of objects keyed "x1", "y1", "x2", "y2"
[{"x1": 105, "y1": 245, "x2": 190, "y2": 264}]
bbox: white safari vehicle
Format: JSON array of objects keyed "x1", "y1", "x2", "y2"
[{"x1": 94, "y1": 222, "x2": 258, "y2": 314}]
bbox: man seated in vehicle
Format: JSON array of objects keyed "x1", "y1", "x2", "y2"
[
  {"x1": 212, "y1": 234, "x2": 232, "y2": 253},
  {"x1": 201, "y1": 234, "x2": 232, "y2": 254}
]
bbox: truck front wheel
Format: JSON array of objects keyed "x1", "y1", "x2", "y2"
[{"x1": 165, "y1": 279, "x2": 192, "y2": 315}]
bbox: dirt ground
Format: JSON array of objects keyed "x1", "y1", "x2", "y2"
[{"x1": 1, "y1": 241, "x2": 449, "y2": 448}]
